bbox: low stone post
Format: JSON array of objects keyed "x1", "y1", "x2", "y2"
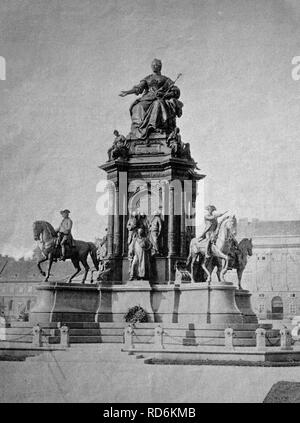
[
  {"x1": 0, "y1": 314, "x2": 6, "y2": 341},
  {"x1": 60, "y1": 325, "x2": 70, "y2": 348},
  {"x1": 154, "y1": 326, "x2": 164, "y2": 349},
  {"x1": 255, "y1": 328, "x2": 266, "y2": 351},
  {"x1": 124, "y1": 325, "x2": 134, "y2": 350},
  {"x1": 32, "y1": 324, "x2": 42, "y2": 347},
  {"x1": 291, "y1": 324, "x2": 300, "y2": 341},
  {"x1": 280, "y1": 327, "x2": 293, "y2": 350},
  {"x1": 224, "y1": 328, "x2": 234, "y2": 350}
]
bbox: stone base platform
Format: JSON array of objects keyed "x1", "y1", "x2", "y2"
[
  {"x1": 26, "y1": 280, "x2": 265, "y2": 350},
  {"x1": 29, "y1": 280, "x2": 253, "y2": 325}
]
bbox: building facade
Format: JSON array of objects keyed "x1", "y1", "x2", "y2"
[
  {"x1": 0, "y1": 256, "x2": 74, "y2": 321},
  {"x1": 229, "y1": 219, "x2": 300, "y2": 321}
]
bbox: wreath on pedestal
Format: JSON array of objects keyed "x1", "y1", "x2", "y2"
[{"x1": 124, "y1": 305, "x2": 148, "y2": 324}]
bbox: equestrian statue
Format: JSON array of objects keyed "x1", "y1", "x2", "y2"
[
  {"x1": 33, "y1": 210, "x2": 99, "y2": 284},
  {"x1": 207, "y1": 238, "x2": 253, "y2": 289},
  {"x1": 186, "y1": 205, "x2": 238, "y2": 283}
]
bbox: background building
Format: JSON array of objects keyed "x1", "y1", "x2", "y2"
[
  {"x1": 229, "y1": 219, "x2": 300, "y2": 322},
  {"x1": 0, "y1": 255, "x2": 74, "y2": 321}
]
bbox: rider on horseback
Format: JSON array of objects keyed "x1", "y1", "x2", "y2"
[
  {"x1": 55, "y1": 209, "x2": 73, "y2": 261},
  {"x1": 198, "y1": 205, "x2": 228, "y2": 257}
]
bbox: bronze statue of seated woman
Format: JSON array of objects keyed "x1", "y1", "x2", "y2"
[{"x1": 119, "y1": 59, "x2": 183, "y2": 140}]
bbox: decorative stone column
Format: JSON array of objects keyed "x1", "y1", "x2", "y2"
[
  {"x1": 107, "y1": 184, "x2": 115, "y2": 257},
  {"x1": 180, "y1": 186, "x2": 186, "y2": 257},
  {"x1": 168, "y1": 186, "x2": 176, "y2": 256},
  {"x1": 114, "y1": 184, "x2": 121, "y2": 256}
]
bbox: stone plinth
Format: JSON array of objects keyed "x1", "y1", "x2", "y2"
[
  {"x1": 98, "y1": 281, "x2": 243, "y2": 324},
  {"x1": 99, "y1": 132, "x2": 205, "y2": 283},
  {"x1": 30, "y1": 280, "x2": 246, "y2": 326},
  {"x1": 234, "y1": 289, "x2": 258, "y2": 324},
  {"x1": 169, "y1": 282, "x2": 244, "y2": 324},
  {"x1": 29, "y1": 282, "x2": 99, "y2": 324},
  {"x1": 96, "y1": 280, "x2": 155, "y2": 322}
]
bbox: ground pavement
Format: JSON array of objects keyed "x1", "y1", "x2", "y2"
[{"x1": 1, "y1": 344, "x2": 300, "y2": 403}]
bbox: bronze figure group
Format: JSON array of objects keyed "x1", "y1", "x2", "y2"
[{"x1": 127, "y1": 210, "x2": 162, "y2": 280}]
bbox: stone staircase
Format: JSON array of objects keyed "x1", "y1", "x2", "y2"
[{"x1": 2, "y1": 321, "x2": 281, "y2": 348}]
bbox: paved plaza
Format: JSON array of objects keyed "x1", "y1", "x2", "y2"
[{"x1": 1, "y1": 344, "x2": 300, "y2": 403}]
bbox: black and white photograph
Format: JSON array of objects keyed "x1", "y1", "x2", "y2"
[{"x1": 1, "y1": 0, "x2": 300, "y2": 405}]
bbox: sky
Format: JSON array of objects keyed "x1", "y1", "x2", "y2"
[{"x1": 1, "y1": 0, "x2": 300, "y2": 259}]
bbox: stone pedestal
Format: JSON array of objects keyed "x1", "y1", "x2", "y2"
[
  {"x1": 170, "y1": 282, "x2": 243, "y2": 324},
  {"x1": 30, "y1": 280, "x2": 245, "y2": 326},
  {"x1": 96, "y1": 280, "x2": 155, "y2": 322},
  {"x1": 29, "y1": 282, "x2": 99, "y2": 324},
  {"x1": 234, "y1": 289, "x2": 258, "y2": 324},
  {"x1": 97, "y1": 281, "x2": 243, "y2": 324},
  {"x1": 100, "y1": 132, "x2": 204, "y2": 284}
]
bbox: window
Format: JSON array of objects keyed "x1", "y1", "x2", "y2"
[{"x1": 271, "y1": 296, "x2": 284, "y2": 319}]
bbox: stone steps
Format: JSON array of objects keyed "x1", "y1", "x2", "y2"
[
  {"x1": 7, "y1": 322, "x2": 33, "y2": 328},
  {"x1": 24, "y1": 344, "x2": 141, "y2": 363},
  {"x1": 3, "y1": 334, "x2": 33, "y2": 343},
  {"x1": 47, "y1": 335, "x2": 123, "y2": 344}
]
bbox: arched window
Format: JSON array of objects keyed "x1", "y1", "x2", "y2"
[{"x1": 271, "y1": 296, "x2": 283, "y2": 319}]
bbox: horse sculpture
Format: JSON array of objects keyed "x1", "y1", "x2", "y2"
[
  {"x1": 186, "y1": 215, "x2": 237, "y2": 283},
  {"x1": 207, "y1": 238, "x2": 253, "y2": 289},
  {"x1": 33, "y1": 220, "x2": 99, "y2": 284}
]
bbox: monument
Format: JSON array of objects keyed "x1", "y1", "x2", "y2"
[{"x1": 29, "y1": 59, "x2": 259, "y2": 340}]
